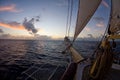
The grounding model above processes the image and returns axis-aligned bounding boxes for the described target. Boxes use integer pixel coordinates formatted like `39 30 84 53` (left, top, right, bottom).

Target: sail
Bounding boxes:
108 0 120 35
73 0 102 41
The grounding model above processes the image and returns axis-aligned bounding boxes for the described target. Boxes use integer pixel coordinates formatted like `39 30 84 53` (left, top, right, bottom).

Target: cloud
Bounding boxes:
0 33 12 39
0 29 4 33
96 21 105 27
102 0 109 8
93 17 105 28
0 33 28 39
85 27 91 32
0 21 25 30
34 34 52 40
56 0 68 7
0 16 40 35
23 17 39 34
0 32 52 40
87 34 93 38
77 34 103 41
93 16 104 22
0 4 22 12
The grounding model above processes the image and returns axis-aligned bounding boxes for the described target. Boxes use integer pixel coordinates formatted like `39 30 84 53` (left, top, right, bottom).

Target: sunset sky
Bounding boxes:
0 0 110 40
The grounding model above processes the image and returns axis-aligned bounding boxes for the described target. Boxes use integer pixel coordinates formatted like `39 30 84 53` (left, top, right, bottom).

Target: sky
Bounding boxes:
0 0 110 40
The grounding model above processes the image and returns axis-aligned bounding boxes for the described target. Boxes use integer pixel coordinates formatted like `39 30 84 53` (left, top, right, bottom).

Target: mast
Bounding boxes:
107 0 112 35
108 0 120 37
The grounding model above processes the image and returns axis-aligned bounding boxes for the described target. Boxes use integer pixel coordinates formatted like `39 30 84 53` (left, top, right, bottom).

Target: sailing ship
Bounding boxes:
17 0 120 80
60 0 120 80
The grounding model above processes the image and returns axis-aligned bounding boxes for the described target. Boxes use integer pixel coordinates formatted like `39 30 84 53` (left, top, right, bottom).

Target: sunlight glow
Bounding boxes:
0 22 25 30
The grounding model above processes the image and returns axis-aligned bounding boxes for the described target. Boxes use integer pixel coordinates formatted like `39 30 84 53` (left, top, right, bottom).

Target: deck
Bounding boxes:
17 63 120 80
17 63 66 80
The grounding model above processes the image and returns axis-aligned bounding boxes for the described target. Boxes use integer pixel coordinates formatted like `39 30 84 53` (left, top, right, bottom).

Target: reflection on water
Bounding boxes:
0 40 69 66
0 40 70 80
1 40 119 80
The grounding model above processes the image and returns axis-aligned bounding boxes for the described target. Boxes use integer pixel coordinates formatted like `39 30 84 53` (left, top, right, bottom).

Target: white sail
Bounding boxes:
109 0 120 34
73 0 102 41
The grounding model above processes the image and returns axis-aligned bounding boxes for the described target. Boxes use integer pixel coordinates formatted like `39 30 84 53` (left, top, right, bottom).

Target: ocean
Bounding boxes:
0 40 119 80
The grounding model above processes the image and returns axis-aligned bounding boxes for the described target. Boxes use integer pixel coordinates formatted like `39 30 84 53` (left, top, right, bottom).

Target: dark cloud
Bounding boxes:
0 21 25 30
0 34 12 39
23 18 38 34
93 17 105 27
87 34 93 38
34 34 52 40
76 34 100 41
93 17 105 22
82 34 103 41
0 29 4 33
35 16 40 22
8 21 21 26
0 16 40 32
0 33 52 40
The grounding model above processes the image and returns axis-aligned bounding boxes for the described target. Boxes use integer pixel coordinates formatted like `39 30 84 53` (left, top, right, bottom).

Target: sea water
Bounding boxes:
0 39 119 80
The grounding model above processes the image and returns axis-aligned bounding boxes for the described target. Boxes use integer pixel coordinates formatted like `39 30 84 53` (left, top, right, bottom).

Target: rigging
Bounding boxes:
65 0 73 37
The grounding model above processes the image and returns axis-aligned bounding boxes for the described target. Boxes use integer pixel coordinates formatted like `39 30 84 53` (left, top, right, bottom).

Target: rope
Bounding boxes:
48 65 59 80
68 0 73 37
91 26 108 58
90 47 113 79
65 0 70 36
65 0 73 38
90 1 113 78
91 0 112 58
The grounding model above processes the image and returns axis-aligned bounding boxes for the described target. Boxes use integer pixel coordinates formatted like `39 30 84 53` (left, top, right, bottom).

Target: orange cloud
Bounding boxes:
96 22 105 27
0 22 25 30
0 4 22 12
85 27 91 31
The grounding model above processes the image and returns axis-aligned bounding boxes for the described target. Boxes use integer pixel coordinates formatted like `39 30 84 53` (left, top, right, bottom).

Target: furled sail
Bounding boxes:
73 0 102 41
108 0 120 35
